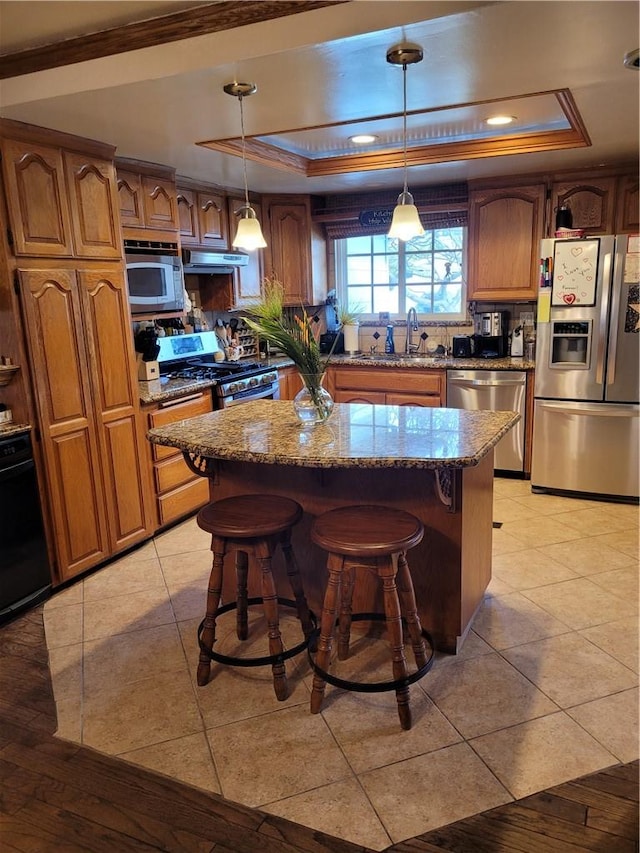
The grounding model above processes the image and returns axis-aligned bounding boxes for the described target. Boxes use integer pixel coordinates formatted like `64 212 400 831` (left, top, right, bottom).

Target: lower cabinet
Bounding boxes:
144 392 212 528
278 366 304 400
330 366 445 406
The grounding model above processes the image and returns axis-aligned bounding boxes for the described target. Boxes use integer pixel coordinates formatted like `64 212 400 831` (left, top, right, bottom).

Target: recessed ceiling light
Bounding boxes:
623 48 640 69
486 115 516 126
350 134 378 144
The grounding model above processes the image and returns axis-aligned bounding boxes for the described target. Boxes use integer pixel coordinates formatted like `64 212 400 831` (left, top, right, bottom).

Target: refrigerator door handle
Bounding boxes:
605 243 624 387
595 248 613 385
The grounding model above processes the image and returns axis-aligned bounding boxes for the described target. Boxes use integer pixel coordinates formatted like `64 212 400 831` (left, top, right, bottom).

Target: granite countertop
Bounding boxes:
147 399 520 470
330 354 535 370
0 422 32 437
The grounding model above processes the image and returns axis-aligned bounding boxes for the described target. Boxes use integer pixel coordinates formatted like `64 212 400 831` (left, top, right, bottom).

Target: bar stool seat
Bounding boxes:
196 494 315 701
309 504 434 730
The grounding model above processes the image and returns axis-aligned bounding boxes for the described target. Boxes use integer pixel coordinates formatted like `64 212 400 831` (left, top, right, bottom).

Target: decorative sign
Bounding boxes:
552 239 599 307
359 209 393 228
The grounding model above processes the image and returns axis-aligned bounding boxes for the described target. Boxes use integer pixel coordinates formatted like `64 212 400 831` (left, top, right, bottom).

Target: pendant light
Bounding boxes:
386 45 424 241
223 81 267 251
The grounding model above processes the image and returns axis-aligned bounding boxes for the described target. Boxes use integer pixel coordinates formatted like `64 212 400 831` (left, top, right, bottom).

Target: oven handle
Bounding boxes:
222 383 279 406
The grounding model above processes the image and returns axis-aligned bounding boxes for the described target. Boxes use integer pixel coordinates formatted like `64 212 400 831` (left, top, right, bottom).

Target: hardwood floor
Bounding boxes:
1 605 638 853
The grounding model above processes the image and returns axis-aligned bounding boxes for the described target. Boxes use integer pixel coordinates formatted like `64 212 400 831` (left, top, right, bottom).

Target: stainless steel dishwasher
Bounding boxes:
446 370 526 473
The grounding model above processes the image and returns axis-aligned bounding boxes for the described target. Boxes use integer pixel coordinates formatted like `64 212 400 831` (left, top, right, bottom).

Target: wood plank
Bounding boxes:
587 804 639 840
514 789 587 824
552 777 639 814
259 813 368 852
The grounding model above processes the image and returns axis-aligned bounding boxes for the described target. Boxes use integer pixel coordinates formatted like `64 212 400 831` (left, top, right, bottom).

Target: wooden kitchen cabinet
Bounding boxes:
177 179 229 249
329 366 445 406
1 124 121 259
228 195 264 306
262 194 327 305
116 160 179 234
17 266 152 581
615 174 639 233
277 366 304 400
550 175 616 236
467 182 546 301
145 392 212 528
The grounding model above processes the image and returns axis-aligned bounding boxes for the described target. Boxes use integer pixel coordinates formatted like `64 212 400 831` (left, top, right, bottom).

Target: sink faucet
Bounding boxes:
405 307 419 354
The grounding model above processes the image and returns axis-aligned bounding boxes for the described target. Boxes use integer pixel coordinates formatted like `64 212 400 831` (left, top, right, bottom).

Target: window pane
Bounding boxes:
405 254 432 282
433 284 463 313
373 255 395 283
346 256 371 284
373 285 398 314
434 254 462 283
434 228 463 250
406 285 433 313
346 235 371 253
348 287 372 313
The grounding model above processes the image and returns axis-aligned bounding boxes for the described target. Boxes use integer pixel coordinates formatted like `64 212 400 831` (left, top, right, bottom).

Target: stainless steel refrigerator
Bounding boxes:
531 234 639 500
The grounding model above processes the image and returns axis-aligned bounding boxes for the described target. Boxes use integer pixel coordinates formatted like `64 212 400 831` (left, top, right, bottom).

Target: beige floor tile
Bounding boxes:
206 704 352 808
120 732 221 794
435 630 494 666
159 548 213 589
591 529 640 558
82 668 202 755
47 642 82 705
502 633 637 707
83 623 188 695
600 503 640 528
83 586 176 641
154 515 212 557
493 498 539 522
82 556 164 602
566 688 639 763
470 711 618 800
54 697 82 743
492 527 528 556
493 478 532 499
472 591 570 650
547 507 636 536
43 602 83 648
587 566 639 602
45 583 83 610
485 575 516 596
537 537 636 575
319 686 461 775
423 653 557 739
522 577 638 630
512 493 600 516
499 517 583 548
359 742 512 843
263 778 392 851
169 583 210 623
492 549 579 590
177 615 311 729
579 617 639 673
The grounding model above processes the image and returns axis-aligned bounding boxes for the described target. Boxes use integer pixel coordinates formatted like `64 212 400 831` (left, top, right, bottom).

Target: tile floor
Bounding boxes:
43 478 639 850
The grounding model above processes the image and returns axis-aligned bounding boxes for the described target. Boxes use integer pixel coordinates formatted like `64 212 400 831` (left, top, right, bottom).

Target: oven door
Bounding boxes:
218 381 280 407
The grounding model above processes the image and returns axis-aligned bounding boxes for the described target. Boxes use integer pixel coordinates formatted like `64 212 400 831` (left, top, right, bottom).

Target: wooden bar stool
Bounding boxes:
196 494 315 701
309 505 434 730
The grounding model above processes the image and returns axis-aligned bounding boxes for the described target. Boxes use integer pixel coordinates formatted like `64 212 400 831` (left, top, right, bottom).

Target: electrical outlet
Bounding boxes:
520 311 534 325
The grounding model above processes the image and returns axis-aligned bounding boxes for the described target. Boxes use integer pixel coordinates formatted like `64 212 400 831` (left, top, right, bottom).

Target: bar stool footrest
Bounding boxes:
198 597 317 668
307 612 434 693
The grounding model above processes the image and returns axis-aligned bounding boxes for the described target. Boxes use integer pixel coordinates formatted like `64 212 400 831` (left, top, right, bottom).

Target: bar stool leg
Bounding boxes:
280 529 315 641
337 563 355 660
198 538 226 687
235 550 249 641
396 552 428 668
310 553 343 714
380 557 412 731
256 540 288 701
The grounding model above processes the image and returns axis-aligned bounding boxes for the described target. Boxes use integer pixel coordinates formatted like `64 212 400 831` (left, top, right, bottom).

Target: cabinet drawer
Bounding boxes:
157 478 209 526
154 454 197 494
149 393 212 460
333 367 443 395
386 392 440 407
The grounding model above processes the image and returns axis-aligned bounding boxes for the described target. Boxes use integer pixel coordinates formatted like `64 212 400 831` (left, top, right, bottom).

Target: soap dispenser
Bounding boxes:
385 324 395 354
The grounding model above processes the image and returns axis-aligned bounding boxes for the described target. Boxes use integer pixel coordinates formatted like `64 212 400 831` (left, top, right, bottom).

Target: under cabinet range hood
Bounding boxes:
182 249 249 274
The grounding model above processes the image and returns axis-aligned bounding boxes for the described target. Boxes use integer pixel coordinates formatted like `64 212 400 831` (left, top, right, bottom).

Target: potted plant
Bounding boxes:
337 304 362 354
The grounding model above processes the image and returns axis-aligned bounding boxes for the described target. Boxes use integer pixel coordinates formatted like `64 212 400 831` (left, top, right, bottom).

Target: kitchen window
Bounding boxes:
335 226 466 320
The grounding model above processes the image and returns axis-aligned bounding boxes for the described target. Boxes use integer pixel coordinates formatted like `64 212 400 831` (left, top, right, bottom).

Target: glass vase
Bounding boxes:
293 374 334 425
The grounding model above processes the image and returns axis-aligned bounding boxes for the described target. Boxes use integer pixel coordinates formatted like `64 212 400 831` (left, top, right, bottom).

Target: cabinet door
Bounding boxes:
615 175 639 233
177 186 199 244
78 267 152 551
386 392 440 407
64 152 121 259
142 175 178 230
2 138 73 257
197 191 228 248
264 199 312 304
18 268 109 579
278 367 304 400
468 184 545 301
229 196 264 306
334 389 386 404
117 169 145 228
551 178 616 235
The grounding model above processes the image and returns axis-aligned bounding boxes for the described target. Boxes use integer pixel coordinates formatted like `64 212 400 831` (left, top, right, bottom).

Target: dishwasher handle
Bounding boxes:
448 378 525 387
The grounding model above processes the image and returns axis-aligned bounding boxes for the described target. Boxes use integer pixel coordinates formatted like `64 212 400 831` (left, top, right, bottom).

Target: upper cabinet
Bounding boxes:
176 179 229 249
550 176 616 236
262 194 327 305
0 122 121 259
116 159 179 236
467 182 546 302
615 174 639 234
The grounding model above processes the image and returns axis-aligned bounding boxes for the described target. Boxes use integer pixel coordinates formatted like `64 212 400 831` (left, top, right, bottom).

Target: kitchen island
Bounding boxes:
148 400 519 653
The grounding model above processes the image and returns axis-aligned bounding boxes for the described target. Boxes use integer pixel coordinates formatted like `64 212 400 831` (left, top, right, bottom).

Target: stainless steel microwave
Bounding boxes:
124 240 184 315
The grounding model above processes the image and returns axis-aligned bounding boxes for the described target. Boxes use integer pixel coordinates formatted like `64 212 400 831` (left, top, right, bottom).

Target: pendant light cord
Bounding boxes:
238 93 250 208
401 61 408 196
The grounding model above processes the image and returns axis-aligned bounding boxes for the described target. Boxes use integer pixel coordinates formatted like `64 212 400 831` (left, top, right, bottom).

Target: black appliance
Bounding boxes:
319 331 344 354
473 311 509 358
159 356 279 406
452 335 473 358
0 432 51 623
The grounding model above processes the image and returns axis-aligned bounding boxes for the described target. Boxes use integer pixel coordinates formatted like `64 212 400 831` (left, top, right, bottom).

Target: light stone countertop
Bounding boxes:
147 399 520 470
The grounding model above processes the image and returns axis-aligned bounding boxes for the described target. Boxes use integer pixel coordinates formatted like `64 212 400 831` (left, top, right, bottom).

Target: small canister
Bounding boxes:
555 204 573 231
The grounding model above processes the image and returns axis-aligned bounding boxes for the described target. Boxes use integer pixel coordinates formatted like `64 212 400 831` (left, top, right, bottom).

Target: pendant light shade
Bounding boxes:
386 45 424 241
223 81 267 252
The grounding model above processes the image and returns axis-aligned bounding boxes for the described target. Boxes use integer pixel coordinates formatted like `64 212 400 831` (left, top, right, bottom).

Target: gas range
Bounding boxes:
160 358 279 404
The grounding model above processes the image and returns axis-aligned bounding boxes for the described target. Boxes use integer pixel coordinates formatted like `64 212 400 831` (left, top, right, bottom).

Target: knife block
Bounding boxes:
137 358 159 381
